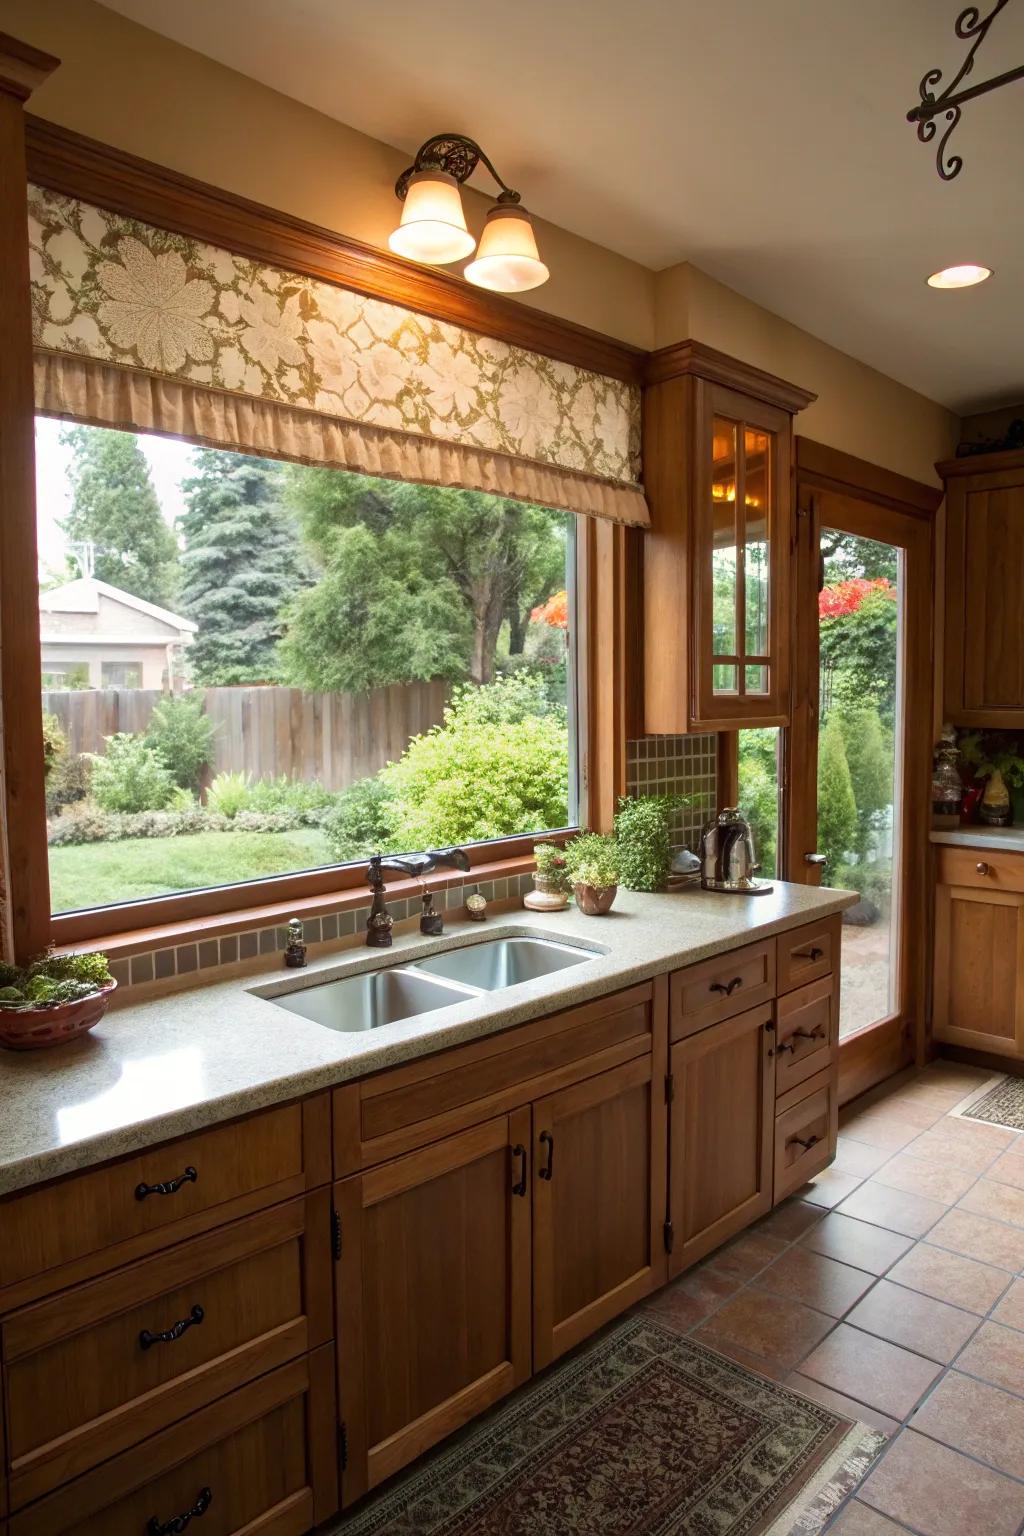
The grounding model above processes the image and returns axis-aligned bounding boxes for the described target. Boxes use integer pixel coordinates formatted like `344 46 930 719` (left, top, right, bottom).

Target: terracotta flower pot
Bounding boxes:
573 882 617 916
0 980 117 1051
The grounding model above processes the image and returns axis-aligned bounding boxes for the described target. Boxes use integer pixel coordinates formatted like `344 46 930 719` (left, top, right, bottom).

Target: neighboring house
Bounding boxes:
39 577 196 690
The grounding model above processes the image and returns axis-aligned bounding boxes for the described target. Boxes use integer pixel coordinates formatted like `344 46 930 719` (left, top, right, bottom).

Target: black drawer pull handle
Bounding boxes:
539 1130 555 1181
147 1486 212 1535
788 1134 820 1151
776 1040 795 1054
794 946 824 962
135 1166 197 1201
140 1303 204 1351
511 1143 527 1197
793 1026 826 1042
710 976 743 997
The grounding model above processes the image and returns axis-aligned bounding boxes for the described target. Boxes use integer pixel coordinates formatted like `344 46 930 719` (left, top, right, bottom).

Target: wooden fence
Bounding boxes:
41 681 450 792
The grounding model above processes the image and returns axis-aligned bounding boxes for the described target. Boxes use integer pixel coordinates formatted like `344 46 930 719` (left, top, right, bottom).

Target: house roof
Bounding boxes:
39 577 197 635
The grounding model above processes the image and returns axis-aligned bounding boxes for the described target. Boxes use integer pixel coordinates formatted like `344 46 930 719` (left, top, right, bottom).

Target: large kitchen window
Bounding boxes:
37 420 579 919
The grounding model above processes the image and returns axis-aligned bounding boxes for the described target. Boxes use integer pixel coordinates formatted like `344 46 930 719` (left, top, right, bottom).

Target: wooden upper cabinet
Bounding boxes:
642 344 814 733
942 449 1024 726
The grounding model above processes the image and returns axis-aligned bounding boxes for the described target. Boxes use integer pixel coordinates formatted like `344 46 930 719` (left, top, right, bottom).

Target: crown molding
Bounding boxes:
644 338 816 414
0 33 59 103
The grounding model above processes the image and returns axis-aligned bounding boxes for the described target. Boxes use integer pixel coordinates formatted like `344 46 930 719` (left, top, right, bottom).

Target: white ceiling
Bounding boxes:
102 0 1024 414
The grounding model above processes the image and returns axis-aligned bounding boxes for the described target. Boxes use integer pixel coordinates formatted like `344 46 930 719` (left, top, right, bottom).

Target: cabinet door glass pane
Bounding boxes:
744 429 770 658
713 662 738 693
712 419 737 671
745 664 768 694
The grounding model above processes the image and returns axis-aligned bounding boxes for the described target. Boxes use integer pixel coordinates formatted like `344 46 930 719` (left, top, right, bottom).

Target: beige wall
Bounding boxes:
654 265 959 486
5 0 958 485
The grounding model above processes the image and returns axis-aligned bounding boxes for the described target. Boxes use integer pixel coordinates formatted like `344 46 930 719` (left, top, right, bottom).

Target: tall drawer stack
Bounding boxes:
773 918 840 1202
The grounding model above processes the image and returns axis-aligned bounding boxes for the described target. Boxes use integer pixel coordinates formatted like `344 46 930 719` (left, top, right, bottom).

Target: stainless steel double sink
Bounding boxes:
262 936 596 1034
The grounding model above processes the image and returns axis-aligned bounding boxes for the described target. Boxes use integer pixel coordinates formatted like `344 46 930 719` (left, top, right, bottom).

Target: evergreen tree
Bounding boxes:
817 714 858 887
61 425 179 605
179 451 311 685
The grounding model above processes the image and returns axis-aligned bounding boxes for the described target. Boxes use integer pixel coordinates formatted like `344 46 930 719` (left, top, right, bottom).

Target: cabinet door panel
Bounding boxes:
963 485 1024 712
532 1052 666 1370
334 1112 530 1502
934 884 1024 1056
669 1004 774 1274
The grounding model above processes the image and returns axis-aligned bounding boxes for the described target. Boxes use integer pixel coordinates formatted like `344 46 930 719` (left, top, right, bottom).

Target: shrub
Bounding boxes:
322 776 397 862
614 795 685 892
144 692 217 791
245 775 334 818
817 715 857 884
207 770 252 818
379 676 569 848
89 733 175 813
48 806 235 845
42 712 67 782
45 750 92 816
565 832 620 888
166 785 198 812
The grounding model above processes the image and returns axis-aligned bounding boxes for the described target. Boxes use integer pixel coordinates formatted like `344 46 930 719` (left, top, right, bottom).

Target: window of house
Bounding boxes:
37 419 580 919
736 727 782 879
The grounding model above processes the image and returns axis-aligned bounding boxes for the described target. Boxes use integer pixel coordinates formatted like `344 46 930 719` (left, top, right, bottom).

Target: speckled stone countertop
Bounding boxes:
0 883 856 1197
930 825 1024 853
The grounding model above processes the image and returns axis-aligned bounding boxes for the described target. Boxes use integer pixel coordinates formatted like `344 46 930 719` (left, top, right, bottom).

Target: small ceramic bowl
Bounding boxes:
0 980 117 1051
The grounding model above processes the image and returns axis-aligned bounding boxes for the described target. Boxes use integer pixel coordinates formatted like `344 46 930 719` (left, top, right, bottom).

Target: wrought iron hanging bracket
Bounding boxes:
395 133 522 204
908 0 1024 180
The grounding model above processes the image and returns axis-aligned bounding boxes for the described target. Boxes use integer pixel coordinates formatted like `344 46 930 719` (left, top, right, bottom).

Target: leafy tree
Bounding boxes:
282 469 568 688
322 776 398 862
179 451 311 685
379 673 569 848
840 704 893 862
61 426 179 604
144 692 217 792
820 589 899 726
817 714 857 887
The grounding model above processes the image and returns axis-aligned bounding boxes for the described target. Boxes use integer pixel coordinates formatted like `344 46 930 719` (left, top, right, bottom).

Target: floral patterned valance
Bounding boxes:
27 185 644 517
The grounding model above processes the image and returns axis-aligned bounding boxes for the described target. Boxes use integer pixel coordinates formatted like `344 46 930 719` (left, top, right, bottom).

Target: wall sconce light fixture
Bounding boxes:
390 134 549 293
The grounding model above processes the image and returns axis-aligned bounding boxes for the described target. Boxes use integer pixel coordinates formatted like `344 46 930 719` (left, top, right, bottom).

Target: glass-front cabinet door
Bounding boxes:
694 384 791 727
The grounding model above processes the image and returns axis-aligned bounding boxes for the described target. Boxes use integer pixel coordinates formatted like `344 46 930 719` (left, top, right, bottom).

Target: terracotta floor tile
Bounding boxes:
798 1324 941 1418
859 1430 1024 1536
833 1137 893 1179
692 1288 833 1370
828 1500 915 1534
986 1149 1024 1192
991 1276 1024 1330
701 1230 787 1283
755 1246 875 1318
844 1278 979 1363
928 1207 1024 1270
840 1112 926 1153
753 1198 824 1242
917 1062 992 1091
925 1116 1017 1153
958 1177 1024 1229
911 1371 1024 1480
861 1097 949 1131
786 1373 900 1438
801 1212 913 1275
885 1243 1010 1314
692 1333 790 1381
642 1283 707 1332
672 1262 742 1312
837 1180 947 1239
802 1165 864 1209
956 1320 1024 1393
906 1127 1007 1175
870 1150 978 1206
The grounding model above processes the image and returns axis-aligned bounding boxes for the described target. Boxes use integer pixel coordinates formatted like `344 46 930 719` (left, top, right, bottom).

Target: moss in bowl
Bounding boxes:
565 832 620 915
0 950 116 1050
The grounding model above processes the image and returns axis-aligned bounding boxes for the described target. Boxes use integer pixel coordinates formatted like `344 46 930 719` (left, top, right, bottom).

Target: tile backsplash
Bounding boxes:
625 734 718 854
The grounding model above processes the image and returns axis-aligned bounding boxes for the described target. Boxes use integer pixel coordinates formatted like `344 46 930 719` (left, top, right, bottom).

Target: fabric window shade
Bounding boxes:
28 186 647 527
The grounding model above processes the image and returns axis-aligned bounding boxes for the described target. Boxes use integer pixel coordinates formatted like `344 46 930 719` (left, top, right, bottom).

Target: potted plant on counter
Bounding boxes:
565 832 621 915
0 950 116 1050
614 794 687 892
524 841 573 911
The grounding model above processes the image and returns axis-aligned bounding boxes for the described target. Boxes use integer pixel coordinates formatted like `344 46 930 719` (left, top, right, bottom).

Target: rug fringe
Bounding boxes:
762 1424 887 1536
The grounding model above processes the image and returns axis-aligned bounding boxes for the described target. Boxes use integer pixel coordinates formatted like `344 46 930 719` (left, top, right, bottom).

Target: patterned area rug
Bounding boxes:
332 1317 881 1536
962 1075 1024 1131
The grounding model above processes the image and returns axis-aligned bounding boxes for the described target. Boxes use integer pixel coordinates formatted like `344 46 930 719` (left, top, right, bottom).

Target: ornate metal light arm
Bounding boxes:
395 134 522 205
907 0 1024 180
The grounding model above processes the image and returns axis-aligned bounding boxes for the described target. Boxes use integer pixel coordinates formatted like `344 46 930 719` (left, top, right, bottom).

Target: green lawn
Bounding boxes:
48 829 334 913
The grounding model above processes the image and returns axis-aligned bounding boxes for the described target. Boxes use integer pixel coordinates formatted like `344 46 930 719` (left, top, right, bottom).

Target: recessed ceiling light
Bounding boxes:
927 264 993 289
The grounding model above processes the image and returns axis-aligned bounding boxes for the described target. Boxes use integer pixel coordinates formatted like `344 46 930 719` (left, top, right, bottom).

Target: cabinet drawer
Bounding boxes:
937 846 1024 894
773 1071 837 1204
345 984 656 1167
670 940 775 1040
774 976 836 1097
10 1350 337 1536
0 1098 329 1302
3 1195 331 1507
777 919 837 995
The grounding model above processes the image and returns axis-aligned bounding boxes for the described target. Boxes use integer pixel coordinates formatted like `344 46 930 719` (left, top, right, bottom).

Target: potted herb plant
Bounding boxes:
614 794 687 892
565 832 621 915
525 841 572 911
0 950 116 1051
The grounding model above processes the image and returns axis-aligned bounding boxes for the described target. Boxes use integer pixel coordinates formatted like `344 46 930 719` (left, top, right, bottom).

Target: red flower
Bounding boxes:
819 577 895 619
530 590 568 629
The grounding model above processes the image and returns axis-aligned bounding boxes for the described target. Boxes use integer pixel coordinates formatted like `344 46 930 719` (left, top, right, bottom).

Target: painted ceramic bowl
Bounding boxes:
0 980 117 1051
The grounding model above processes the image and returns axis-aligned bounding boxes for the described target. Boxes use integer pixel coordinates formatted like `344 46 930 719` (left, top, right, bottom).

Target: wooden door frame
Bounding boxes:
789 439 939 1102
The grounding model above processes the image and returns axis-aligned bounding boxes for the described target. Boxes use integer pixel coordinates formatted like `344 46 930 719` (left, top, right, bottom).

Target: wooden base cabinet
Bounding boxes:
333 1112 532 1504
667 1003 775 1274
934 878 1024 1058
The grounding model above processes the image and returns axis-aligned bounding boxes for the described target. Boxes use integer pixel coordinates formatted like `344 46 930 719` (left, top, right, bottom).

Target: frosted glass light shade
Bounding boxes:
464 203 549 292
388 170 476 264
